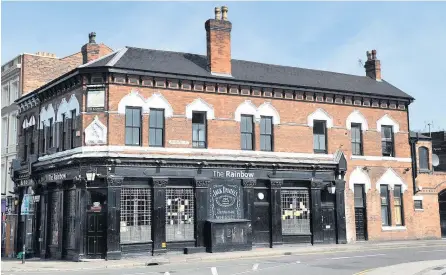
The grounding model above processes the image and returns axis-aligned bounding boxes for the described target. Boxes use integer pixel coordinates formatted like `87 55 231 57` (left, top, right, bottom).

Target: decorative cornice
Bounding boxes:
107 176 124 187
152 177 168 188
311 178 323 189
269 179 283 188
195 178 211 188
242 179 256 188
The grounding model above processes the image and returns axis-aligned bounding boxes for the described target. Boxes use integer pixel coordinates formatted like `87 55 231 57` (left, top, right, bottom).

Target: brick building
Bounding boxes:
3 34 112 257
11 7 445 261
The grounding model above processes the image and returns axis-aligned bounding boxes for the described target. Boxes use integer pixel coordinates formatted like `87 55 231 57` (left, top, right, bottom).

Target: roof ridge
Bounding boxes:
106 47 128 67
78 49 120 68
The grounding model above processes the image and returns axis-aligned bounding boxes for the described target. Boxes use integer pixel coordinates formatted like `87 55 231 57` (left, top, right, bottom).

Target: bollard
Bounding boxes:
22 244 26 264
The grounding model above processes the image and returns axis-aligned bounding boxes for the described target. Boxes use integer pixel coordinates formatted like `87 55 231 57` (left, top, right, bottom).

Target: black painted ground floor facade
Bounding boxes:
12 157 347 261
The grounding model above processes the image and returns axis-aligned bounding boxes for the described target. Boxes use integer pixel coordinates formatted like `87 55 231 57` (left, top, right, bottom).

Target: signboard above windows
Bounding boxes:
87 89 105 112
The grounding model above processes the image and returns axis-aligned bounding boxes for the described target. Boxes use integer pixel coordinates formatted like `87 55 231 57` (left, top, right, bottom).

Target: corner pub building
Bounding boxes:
12 7 438 261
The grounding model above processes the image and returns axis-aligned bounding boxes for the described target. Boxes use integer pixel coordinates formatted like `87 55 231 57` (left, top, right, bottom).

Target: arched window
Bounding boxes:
418 146 429 170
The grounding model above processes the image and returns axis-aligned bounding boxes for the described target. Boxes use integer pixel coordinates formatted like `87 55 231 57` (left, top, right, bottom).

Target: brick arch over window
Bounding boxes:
234 100 257 122
118 89 146 114
256 102 280 124
307 108 333 128
376 168 408 193
346 110 368 131
144 92 173 118
39 104 55 129
377 114 400 133
348 167 372 193
185 98 215 120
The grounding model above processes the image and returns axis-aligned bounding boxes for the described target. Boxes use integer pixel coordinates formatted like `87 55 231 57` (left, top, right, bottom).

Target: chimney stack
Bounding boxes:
364 49 381 81
205 6 232 76
81 32 101 64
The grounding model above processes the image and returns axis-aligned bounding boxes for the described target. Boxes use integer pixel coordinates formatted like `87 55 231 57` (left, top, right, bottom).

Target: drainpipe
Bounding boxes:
406 104 417 194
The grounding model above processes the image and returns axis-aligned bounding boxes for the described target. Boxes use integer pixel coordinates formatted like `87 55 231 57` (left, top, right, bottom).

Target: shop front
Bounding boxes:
12 154 347 261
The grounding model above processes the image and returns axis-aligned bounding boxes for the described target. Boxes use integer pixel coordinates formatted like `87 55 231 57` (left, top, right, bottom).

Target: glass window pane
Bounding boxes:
260 118 265 134
246 116 253 132
314 121 325 134
198 129 205 141
381 207 389 225
133 109 141 127
156 129 163 146
156 110 164 128
149 110 157 127
265 117 272 134
125 109 133 126
192 112 205 124
149 129 156 145
264 136 271 151
192 128 198 141
133 128 140 145
125 128 133 144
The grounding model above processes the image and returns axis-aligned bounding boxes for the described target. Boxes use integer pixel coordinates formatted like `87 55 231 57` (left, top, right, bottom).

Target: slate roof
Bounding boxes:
85 46 413 100
410 131 431 140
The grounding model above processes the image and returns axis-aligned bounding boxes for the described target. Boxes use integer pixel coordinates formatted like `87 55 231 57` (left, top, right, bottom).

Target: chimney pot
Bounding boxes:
215 7 221 20
366 51 372 61
221 6 228 20
364 49 381 81
89 32 97 44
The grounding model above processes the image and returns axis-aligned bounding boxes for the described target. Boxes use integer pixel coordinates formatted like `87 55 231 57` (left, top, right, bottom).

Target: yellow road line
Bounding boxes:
353 268 375 275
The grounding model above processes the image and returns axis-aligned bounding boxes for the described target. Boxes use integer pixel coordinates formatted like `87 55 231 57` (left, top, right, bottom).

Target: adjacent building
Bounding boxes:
2 37 112 257
10 7 446 261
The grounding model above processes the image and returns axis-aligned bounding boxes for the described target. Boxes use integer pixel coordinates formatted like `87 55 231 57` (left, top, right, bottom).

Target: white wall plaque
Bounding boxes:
168 140 189 145
85 116 107 145
87 90 105 109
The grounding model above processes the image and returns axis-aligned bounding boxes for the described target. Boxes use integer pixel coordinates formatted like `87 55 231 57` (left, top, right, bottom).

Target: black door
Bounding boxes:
440 190 446 238
321 206 336 243
86 212 106 258
252 189 270 246
354 184 368 241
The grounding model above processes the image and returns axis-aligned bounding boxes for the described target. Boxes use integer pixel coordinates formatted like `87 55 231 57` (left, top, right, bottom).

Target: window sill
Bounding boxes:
382 226 406 231
415 209 424 212
418 169 431 174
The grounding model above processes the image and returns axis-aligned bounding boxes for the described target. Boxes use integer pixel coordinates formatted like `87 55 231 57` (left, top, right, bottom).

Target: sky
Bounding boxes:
1 1 445 132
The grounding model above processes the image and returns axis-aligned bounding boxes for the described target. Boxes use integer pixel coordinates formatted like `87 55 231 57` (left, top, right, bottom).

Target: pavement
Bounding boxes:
1 239 446 274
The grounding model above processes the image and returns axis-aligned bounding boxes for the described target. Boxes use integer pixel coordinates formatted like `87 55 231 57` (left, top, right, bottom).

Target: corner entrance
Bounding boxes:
440 190 446 238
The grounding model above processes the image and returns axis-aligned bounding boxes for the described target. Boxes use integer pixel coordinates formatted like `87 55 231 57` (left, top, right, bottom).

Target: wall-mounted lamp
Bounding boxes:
403 167 411 174
85 168 96 182
362 166 370 172
327 182 336 194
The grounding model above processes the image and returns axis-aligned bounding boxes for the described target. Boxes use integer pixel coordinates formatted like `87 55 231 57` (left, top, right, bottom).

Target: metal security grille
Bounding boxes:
281 189 311 235
165 188 194 241
66 189 76 249
120 188 151 244
50 192 59 245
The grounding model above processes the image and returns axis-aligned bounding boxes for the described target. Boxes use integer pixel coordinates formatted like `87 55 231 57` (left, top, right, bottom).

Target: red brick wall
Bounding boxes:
22 54 82 94
79 83 441 243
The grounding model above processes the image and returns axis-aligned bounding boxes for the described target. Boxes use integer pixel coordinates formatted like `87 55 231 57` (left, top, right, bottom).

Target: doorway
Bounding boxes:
86 190 107 259
354 184 368 241
321 190 336 244
252 189 271 246
439 190 446 238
